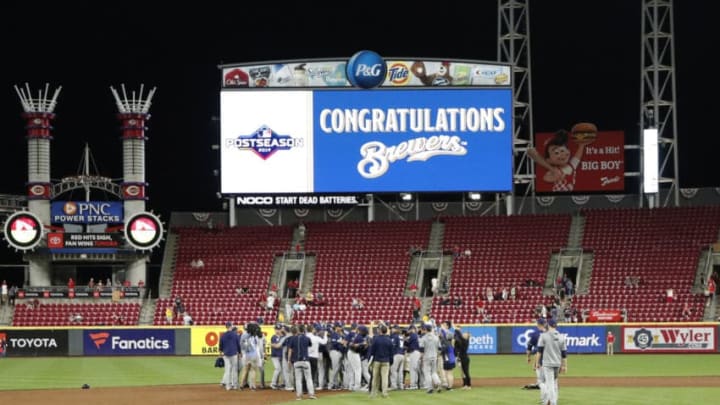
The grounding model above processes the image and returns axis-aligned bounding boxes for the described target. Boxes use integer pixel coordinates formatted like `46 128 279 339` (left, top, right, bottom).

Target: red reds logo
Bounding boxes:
125 185 141 197
29 185 46 196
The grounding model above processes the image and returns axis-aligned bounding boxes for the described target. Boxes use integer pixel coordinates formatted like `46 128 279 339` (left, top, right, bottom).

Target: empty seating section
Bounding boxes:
153 226 292 326
294 221 432 325
574 206 720 322
439 215 571 324
12 302 140 326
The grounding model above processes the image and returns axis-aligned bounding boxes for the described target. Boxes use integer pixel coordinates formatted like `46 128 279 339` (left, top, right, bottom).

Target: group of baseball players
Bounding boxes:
218 320 267 391
219 318 471 399
525 318 568 405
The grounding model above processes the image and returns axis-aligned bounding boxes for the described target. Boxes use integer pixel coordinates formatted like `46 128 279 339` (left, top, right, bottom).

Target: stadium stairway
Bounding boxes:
0 304 12 325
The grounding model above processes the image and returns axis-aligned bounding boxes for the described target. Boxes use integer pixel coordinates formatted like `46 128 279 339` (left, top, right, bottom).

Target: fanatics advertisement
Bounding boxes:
512 325 606 354
622 325 717 353
0 329 69 357
222 59 511 88
83 329 175 356
221 89 512 194
531 129 625 193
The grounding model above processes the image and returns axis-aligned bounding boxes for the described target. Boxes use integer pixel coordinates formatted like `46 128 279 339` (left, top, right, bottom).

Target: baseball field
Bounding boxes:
0 354 718 404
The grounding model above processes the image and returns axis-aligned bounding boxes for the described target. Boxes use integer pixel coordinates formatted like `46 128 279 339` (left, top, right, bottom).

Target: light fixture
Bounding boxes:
468 192 481 201
400 193 413 201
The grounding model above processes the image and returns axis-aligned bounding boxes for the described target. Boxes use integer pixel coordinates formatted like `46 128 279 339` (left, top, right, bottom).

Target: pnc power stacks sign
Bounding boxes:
48 201 124 253
220 52 513 197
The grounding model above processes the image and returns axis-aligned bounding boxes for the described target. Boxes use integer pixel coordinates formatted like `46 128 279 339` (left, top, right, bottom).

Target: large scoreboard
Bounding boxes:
219 53 513 201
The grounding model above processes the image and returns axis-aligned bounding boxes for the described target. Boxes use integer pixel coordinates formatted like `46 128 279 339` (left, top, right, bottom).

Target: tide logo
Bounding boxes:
387 63 410 85
89 332 110 349
346 50 387 89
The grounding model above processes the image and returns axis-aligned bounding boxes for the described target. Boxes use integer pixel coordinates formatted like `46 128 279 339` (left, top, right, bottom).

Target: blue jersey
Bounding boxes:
526 328 542 354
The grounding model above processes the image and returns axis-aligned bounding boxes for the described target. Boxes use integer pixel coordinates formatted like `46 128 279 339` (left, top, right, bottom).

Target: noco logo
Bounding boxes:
346 50 387 89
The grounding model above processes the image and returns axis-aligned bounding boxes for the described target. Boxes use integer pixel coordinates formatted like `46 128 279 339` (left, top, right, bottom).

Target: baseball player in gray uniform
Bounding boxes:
418 324 442 393
536 318 567 405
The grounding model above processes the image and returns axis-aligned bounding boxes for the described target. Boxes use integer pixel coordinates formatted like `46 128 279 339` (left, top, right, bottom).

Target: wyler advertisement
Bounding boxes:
530 123 624 193
622 326 716 353
84 329 175 356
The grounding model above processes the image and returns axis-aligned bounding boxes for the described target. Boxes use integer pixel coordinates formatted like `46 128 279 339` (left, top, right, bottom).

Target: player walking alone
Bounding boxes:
525 318 547 390
536 319 567 405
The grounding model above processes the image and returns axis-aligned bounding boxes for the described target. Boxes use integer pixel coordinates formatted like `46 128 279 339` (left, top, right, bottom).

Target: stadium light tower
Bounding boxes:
498 0 535 214
111 84 156 283
14 83 61 285
640 0 679 207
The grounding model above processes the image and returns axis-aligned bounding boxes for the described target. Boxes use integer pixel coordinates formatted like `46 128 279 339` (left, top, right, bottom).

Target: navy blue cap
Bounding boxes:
225 321 233 328
423 324 433 331
351 322 358 329
358 325 368 333
537 318 547 326
334 322 344 328
548 318 557 327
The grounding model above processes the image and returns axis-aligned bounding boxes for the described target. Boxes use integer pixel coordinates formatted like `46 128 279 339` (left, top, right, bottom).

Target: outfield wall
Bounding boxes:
1 323 718 357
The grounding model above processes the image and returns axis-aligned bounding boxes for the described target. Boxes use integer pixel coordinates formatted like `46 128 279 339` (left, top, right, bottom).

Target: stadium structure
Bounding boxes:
0 0 718 348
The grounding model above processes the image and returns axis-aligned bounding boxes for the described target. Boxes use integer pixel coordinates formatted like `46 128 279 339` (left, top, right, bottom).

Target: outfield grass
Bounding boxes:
0 354 719 404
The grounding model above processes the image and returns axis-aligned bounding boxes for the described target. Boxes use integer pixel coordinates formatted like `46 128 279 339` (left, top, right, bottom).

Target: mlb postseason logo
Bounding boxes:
229 125 303 160
346 50 387 89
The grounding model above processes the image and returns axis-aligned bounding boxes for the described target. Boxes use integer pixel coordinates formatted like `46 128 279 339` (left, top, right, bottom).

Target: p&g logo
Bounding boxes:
346 50 387 89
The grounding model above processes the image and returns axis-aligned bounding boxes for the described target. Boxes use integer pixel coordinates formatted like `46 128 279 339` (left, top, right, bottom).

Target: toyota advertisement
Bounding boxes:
221 88 512 194
0 330 68 357
512 325 606 354
83 329 175 356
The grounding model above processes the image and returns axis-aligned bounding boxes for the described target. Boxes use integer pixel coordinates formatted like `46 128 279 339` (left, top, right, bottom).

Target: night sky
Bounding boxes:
1 0 718 222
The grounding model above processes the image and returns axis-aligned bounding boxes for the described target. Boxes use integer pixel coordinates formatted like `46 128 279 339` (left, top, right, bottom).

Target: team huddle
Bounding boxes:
218 319 471 400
